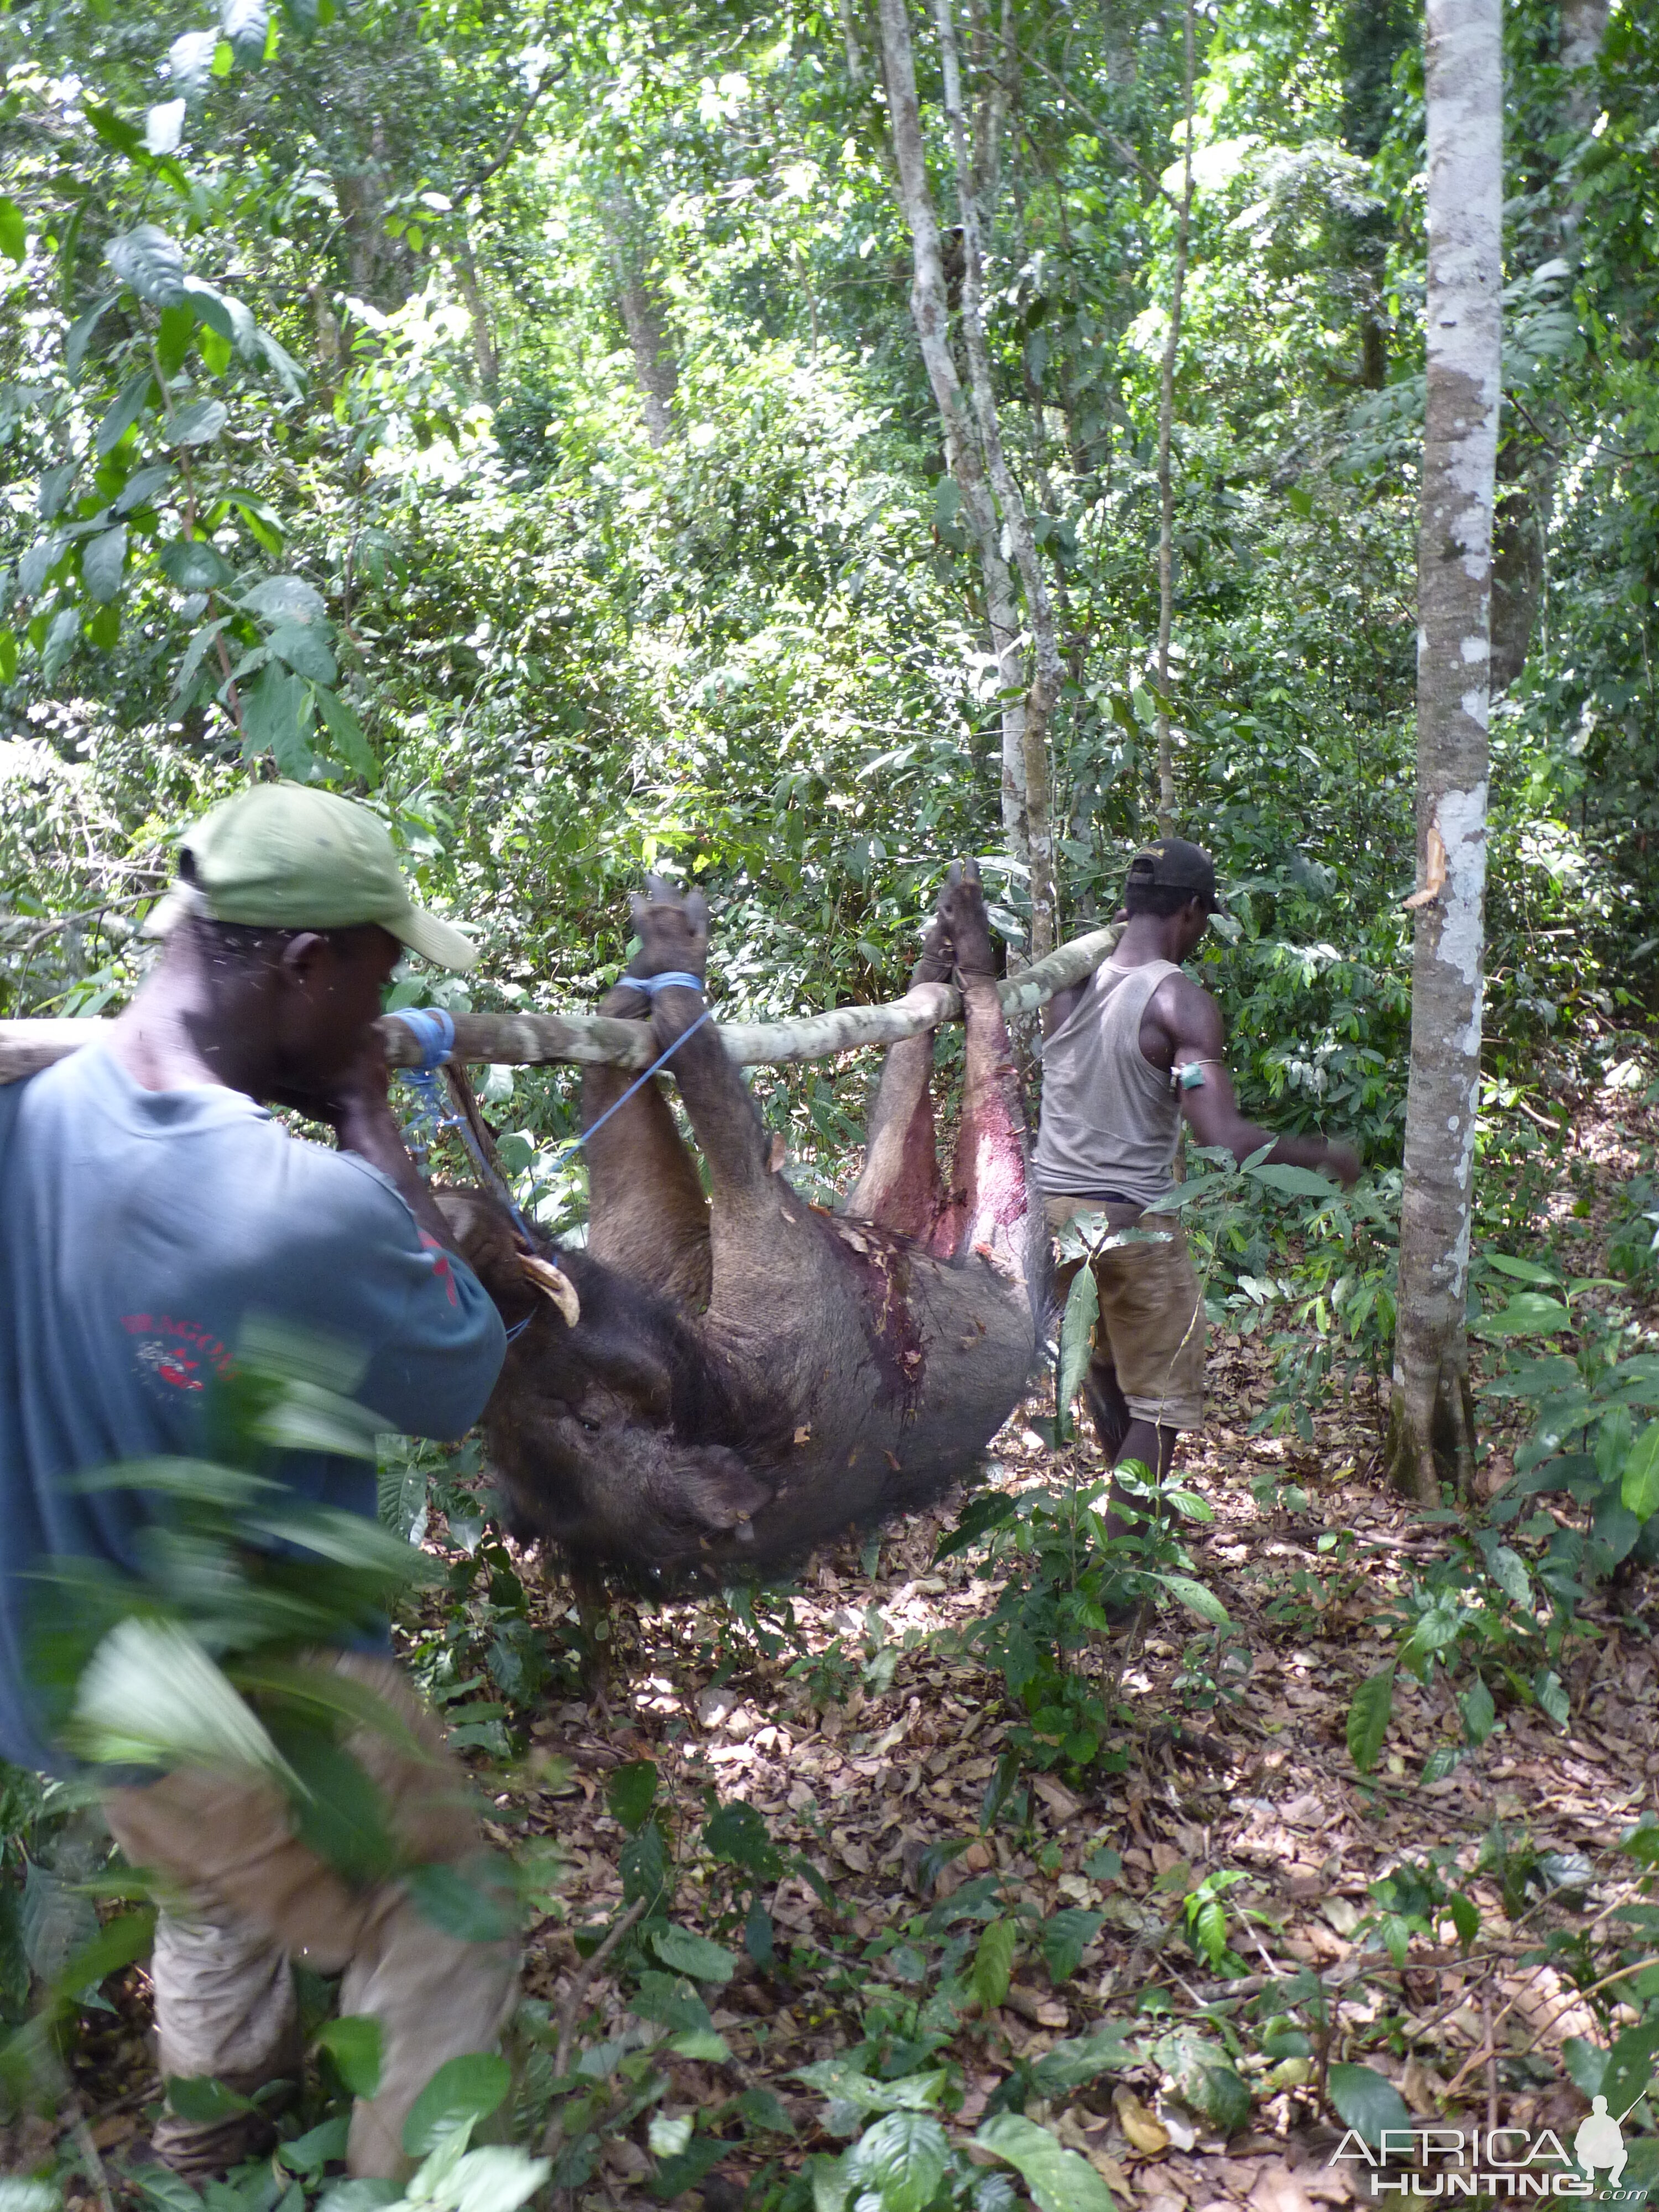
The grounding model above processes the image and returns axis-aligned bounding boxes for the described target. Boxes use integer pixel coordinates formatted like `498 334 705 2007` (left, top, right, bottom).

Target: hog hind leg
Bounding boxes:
839 910 954 1241
582 974 712 1313
933 865 1042 1311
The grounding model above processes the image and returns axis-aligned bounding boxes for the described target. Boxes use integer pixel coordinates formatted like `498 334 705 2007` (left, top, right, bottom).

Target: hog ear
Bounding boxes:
682 1454 773 1533
429 1188 522 1302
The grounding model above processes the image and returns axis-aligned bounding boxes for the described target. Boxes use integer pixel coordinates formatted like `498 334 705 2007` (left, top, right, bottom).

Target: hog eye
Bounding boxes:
575 1413 602 1434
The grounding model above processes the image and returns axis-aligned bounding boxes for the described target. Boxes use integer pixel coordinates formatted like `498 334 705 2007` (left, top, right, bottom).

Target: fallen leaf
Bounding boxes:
1113 2086 1169 2156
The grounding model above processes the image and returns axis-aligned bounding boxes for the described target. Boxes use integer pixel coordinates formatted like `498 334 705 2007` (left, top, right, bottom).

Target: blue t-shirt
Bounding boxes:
0 1043 506 1774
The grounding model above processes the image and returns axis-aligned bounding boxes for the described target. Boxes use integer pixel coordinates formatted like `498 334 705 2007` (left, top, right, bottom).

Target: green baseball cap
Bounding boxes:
149 781 477 971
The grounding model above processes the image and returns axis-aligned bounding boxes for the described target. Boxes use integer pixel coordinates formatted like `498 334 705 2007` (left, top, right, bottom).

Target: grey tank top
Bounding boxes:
1033 959 1182 1206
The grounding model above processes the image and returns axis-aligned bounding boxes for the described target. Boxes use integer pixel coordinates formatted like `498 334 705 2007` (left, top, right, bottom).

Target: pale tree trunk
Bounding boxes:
602 186 679 448
932 0 1060 957
1154 0 1196 838
1387 0 1503 1507
450 232 500 400
875 0 1029 870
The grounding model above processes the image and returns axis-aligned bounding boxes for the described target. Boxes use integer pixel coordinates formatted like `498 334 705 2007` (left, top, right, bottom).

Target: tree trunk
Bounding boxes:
602 187 679 448
1387 0 1502 1508
1154 0 1196 838
931 0 1060 957
450 231 500 400
876 0 1031 866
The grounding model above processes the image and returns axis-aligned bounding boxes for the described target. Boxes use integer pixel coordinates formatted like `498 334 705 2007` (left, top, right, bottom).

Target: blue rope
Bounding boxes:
387 995 715 1285
618 971 705 995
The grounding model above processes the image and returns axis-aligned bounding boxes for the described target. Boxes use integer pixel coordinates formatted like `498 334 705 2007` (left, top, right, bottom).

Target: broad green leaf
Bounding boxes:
1347 1666 1394 1773
70 1617 295 1782
1471 1295 1573 1338
1534 1668 1569 1728
1459 1676 1496 1745
107 223 187 309
651 1924 735 1983
36 464 75 520
843 2112 950 2212
607 1759 658 1832
96 368 156 457
1244 1161 1341 1199
181 278 256 358
159 536 233 592
1600 2021 1659 2122
242 573 326 625
218 486 284 549
41 607 81 684
258 326 306 394
649 2115 695 2159
400 2051 511 2157
972 1914 1016 2011
0 2186 59 2212
64 293 119 380
19 535 67 598
168 398 228 447
165 2074 253 2124
81 524 127 604
1482 1543 1530 1605
0 197 24 263
241 662 315 778
1031 2026 1139 2094
703 1798 782 1879
1326 2063 1411 2148
267 620 336 685
0 630 16 684
1485 1253 1561 1286
316 2013 383 2099
113 464 173 517
795 2062 947 2113
172 618 228 702
977 2114 1117 2212
86 104 146 159
21 1863 97 1983
1040 1908 1104 1985
314 687 376 780
222 0 271 67
1625 1422 1659 1521
1056 1264 1098 1436
1156 1573 1232 1627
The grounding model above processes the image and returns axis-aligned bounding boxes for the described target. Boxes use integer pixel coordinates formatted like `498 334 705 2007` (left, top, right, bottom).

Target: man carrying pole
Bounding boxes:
1036 838 1360 1515
0 782 511 2178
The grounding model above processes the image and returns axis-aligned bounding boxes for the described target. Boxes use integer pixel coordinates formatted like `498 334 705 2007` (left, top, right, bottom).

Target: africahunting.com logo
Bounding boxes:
1332 2090 1654 2199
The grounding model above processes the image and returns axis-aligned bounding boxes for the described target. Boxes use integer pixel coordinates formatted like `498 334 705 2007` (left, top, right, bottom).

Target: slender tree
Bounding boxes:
1153 0 1196 837
1389 0 1503 1505
874 0 1039 910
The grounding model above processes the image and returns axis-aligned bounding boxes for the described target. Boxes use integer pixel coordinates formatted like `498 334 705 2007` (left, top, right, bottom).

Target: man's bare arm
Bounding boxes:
1151 975 1360 1187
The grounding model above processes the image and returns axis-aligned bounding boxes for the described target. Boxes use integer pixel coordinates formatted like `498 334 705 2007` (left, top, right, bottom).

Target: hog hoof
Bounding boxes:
629 873 711 986
937 859 998 982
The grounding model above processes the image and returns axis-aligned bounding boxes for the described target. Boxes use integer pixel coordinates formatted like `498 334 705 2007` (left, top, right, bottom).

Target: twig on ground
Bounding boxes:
550 1896 648 2091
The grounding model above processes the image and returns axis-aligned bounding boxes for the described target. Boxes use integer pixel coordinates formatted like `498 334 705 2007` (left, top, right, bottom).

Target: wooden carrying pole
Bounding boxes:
0 922 1123 1088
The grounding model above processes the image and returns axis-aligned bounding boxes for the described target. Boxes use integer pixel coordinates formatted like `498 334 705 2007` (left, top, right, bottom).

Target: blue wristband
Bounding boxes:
618 972 705 995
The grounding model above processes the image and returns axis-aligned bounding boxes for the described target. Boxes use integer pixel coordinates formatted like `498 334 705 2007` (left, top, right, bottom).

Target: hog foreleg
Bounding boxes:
932 871 1042 1308
840 914 953 1241
581 978 712 1312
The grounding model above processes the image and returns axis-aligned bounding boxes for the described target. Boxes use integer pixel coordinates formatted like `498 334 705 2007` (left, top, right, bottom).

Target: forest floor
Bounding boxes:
30 1094 1659 2212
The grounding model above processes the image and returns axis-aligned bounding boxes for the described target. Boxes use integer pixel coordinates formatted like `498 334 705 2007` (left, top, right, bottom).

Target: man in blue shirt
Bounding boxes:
0 782 509 2178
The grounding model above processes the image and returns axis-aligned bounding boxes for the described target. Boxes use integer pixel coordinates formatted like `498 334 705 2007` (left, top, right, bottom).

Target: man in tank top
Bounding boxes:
1035 838 1360 1524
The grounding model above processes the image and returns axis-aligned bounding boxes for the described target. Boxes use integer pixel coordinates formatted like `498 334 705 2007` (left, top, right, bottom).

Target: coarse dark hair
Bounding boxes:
1123 877 1203 919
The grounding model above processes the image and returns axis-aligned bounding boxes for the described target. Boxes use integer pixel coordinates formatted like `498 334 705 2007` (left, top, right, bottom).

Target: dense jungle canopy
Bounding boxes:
3 0 1655 1156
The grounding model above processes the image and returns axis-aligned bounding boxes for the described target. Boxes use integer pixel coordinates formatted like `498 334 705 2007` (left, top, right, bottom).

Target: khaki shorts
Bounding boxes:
1046 1194 1206 1433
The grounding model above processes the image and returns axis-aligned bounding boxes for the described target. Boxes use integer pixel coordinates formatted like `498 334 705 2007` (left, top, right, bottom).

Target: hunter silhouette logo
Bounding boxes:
1575 2095 1642 2191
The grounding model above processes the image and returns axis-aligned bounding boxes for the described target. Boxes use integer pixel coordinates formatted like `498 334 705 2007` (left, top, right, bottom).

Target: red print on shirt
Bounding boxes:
419 1232 460 1307
122 1313 233 1399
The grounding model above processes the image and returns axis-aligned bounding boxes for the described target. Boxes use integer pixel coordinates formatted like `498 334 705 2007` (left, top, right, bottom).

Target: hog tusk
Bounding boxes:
517 1252 581 1327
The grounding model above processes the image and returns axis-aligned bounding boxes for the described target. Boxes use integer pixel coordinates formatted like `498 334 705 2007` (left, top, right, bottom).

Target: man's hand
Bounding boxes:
1324 1140 1363 1190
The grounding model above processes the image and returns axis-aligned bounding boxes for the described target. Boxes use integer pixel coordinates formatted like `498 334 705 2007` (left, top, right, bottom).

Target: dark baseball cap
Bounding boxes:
1125 837 1225 912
